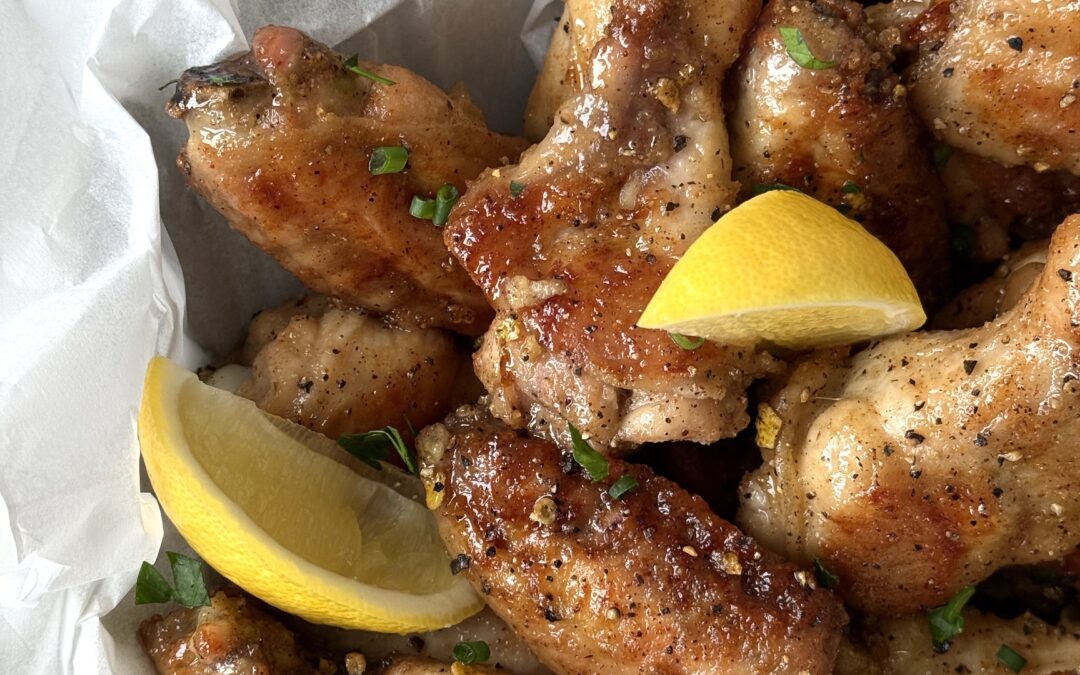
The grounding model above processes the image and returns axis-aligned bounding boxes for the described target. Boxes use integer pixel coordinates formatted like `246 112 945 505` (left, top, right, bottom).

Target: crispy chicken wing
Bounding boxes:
233 296 473 439
739 215 1080 614
139 590 321 675
446 0 778 451
727 0 950 300
417 407 846 675
872 0 1080 175
835 609 1080 674
168 26 528 334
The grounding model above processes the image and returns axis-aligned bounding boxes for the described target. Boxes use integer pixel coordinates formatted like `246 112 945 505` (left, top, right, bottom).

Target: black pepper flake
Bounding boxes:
645 253 657 264
963 359 977 375
298 379 314 393
584 324 598 333
485 546 496 557
905 430 925 444
433 481 445 492
665 646 674 654
883 443 894 457
664 201 679 212
910 468 923 479
711 604 724 614
480 581 492 594
660 607 671 615
992 487 1004 497
672 134 688 152
974 433 988 447
710 207 721 221
1059 268 1074 282
914 401 926 411
942 67 954 78
450 554 471 575
544 607 560 622
409 636 425 652
1006 36 1023 51
553 559 562 568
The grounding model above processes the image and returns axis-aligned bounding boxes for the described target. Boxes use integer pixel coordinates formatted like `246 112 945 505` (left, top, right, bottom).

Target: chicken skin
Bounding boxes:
234 296 473 439
417 407 846 674
835 609 1080 674
872 0 1079 175
167 26 527 334
740 214 1080 615
727 0 950 301
445 0 778 450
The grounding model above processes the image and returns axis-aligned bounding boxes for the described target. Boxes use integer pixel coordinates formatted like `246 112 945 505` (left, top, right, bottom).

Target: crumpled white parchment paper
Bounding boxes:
0 0 556 671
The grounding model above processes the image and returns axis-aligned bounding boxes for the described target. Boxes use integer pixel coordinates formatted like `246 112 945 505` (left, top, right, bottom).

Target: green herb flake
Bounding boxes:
410 196 436 220
933 143 953 170
510 180 526 198
206 74 246 87
369 146 409 175
669 333 706 350
338 426 418 475
432 183 460 227
568 424 609 481
608 474 639 499
996 644 1027 673
751 183 803 196
134 562 174 605
927 585 975 649
812 559 839 589
157 78 180 92
343 55 396 86
166 552 212 608
453 640 491 665
841 180 862 194
778 27 836 70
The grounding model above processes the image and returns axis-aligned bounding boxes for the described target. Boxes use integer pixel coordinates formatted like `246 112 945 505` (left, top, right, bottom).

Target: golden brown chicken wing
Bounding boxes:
740 214 1080 615
445 0 778 451
727 0 951 301
418 407 846 675
168 26 528 334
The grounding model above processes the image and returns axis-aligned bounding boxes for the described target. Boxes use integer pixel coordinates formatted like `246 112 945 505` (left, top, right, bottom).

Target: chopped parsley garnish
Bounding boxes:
778 27 836 69
432 183 460 227
752 182 803 196
135 552 211 608
927 585 975 650
410 195 436 220
338 426 418 475
343 55 396 85
205 73 248 87
996 644 1027 672
933 143 953 170
369 146 409 175
841 180 862 194
669 333 705 350
813 559 839 589
453 640 491 665
510 180 526 198
608 474 639 499
157 78 179 91
568 424 609 480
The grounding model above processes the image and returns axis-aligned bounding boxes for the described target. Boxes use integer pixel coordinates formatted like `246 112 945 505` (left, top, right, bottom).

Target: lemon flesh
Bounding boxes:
638 190 926 348
138 356 482 632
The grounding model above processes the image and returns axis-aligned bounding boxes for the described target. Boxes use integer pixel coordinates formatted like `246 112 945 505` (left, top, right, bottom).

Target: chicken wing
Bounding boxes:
739 214 1080 614
167 26 528 334
871 0 1079 175
727 0 951 301
835 609 1080 674
445 0 778 450
233 296 474 439
417 407 846 674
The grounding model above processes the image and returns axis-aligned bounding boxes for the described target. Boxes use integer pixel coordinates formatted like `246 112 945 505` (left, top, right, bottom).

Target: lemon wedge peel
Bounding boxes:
138 356 482 633
638 190 926 348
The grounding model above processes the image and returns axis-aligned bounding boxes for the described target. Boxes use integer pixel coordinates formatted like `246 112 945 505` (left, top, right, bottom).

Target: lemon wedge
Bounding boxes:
138 356 482 632
638 190 926 348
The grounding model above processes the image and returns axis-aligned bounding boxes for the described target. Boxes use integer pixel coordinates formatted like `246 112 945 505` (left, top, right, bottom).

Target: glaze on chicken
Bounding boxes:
418 407 846 674
740 215 1080 614
446 0 778 450
167 26 527 334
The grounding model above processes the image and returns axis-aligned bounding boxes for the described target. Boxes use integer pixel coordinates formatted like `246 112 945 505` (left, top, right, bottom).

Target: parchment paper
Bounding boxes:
0 1 557 671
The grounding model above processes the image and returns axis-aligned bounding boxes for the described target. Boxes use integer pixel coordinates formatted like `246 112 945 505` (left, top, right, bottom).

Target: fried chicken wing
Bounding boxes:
168 26 528 334
835 610 1080 674
446 0 778 450
873 0 1080 175
417 407 846 675
234 296 473 439
739 214 1080 614
727 0 950 300
139 590 320 675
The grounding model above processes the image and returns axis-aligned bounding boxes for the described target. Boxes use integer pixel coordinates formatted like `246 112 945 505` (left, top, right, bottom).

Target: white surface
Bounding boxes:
0 0 555 671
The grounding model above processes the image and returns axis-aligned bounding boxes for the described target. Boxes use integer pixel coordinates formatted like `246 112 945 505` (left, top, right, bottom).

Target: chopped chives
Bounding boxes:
568 424 609 480
369 146 409 175
669 333 705 350
432 183 460 227
343 55 396 85
510 180 526 197
812 559 839 589
927 585 975 649
410 196 436 220
453 640 491 664
608 474 639 499
996 644 1026 672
